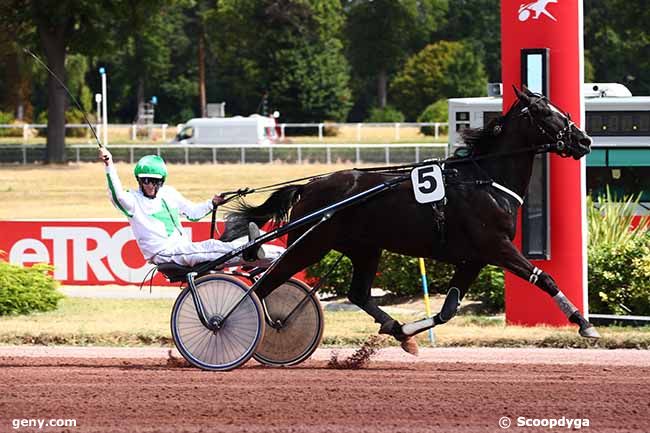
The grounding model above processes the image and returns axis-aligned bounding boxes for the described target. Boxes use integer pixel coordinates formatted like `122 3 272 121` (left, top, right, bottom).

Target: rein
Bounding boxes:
221 95 574 202
222 142 557 202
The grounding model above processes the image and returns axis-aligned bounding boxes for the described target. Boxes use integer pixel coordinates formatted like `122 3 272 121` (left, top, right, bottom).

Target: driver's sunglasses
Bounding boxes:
140 177 163 186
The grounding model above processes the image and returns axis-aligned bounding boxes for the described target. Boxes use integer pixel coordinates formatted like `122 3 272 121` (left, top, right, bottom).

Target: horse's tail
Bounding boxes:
221 184 304 241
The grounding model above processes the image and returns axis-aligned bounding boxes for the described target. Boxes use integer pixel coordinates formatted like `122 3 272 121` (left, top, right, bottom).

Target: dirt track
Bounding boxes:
0 347 648 433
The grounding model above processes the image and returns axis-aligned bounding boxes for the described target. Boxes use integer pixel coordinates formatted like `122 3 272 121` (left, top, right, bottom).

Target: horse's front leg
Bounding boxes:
400 262 484 337
493 240 600 338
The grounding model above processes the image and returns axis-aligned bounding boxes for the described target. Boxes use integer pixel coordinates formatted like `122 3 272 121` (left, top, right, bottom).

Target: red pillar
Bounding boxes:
501 0 588 325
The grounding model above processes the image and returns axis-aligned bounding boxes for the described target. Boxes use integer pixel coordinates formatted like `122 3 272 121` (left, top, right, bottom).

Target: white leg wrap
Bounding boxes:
402 318 435 336
529 267 543 284
553 291 578 318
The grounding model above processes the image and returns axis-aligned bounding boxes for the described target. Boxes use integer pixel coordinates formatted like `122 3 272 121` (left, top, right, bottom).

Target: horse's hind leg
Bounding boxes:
345 249 419 355
346 250 390 324
254 234 331 300
493 240 600 338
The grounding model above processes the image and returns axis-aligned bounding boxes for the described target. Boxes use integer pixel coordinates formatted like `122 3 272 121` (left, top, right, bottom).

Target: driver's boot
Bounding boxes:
243 222 266 262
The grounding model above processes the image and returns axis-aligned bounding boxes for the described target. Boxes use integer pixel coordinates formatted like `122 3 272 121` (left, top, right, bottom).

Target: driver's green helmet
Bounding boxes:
134 155 168 181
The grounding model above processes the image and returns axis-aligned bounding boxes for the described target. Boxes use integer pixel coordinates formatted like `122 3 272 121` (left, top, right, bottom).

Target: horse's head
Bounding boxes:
514 86 592 160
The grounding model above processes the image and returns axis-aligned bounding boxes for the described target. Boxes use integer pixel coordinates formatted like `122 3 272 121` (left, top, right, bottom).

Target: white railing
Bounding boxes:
277 122 448 141
0 123 171 142
0 143 450 165
0 122 448 143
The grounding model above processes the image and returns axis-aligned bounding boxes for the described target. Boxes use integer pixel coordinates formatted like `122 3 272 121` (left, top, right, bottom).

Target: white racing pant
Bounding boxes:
152 236 285 268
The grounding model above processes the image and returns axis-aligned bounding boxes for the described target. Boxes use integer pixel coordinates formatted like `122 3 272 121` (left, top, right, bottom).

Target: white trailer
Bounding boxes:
174 114 278 145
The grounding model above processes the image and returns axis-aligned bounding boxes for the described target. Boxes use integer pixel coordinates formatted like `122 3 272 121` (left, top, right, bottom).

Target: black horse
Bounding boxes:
223 87 599 354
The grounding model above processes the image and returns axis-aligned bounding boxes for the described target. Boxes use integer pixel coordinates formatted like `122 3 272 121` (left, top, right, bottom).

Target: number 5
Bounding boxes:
418 166 437 193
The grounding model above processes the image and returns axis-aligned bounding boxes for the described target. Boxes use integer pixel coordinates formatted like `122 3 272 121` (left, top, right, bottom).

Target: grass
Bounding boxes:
0 162 360 219
1 296 649 349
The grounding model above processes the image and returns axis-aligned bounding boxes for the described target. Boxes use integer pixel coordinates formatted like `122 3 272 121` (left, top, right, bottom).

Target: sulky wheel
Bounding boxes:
171 274 265 371
253 278 324 367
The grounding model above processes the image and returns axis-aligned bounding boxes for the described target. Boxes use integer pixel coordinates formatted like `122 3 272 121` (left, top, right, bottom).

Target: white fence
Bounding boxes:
0 123 172 141
278 122 448 141
1 143 450 165
0 121 448 143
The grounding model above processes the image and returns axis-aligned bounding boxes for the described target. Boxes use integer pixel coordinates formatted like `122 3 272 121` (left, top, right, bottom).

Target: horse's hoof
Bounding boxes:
579 325 601 339
400 337 419 356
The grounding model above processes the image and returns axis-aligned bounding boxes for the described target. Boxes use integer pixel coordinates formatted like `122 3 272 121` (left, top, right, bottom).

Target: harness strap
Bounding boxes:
491 182 524 206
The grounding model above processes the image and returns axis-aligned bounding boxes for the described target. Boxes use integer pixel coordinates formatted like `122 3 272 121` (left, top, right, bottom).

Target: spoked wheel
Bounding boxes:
171 274 265 371
253 278 324 367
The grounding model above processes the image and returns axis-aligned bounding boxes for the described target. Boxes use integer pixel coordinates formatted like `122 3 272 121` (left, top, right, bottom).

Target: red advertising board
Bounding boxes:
501 0 587 325
0 220 288 286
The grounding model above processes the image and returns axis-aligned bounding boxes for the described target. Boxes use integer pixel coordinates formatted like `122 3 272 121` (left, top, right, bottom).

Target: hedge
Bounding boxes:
307 251 504 312
307 190 650 316
0 258 63 316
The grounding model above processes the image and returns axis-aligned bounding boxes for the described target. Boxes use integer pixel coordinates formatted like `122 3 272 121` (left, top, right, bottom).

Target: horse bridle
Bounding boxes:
521 95 576 157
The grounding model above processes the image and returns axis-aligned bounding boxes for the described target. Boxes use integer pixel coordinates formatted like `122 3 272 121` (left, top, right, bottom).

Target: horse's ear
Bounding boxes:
513 85 530 105
522 84 535 96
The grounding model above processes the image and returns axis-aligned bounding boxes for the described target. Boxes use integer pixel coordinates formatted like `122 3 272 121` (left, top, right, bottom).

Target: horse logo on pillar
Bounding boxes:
518 0 558 22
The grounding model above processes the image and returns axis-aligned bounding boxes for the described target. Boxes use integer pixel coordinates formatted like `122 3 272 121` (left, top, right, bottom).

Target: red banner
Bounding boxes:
0 220 288 286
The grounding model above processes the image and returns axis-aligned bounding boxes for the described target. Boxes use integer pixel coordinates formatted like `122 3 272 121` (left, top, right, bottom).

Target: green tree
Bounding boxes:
417 99 447 135
441 0 500 83
208 0 352 122
0 35 35 122
345 0 448 110
585 0 650 95
390 40 487 120
0 0 121 163
99 1 189 123
65 54 92 113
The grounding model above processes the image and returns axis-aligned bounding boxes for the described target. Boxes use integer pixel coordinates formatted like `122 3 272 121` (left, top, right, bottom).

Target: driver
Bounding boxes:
99 148 283 267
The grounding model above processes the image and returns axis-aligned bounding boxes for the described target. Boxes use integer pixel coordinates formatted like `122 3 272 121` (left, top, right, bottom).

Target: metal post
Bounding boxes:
356 146 360 164
131 124 136 141
297 146 302 164
95 94 102 142
22 146 26 164
395 123 400 140
269 146 273 163
415 146 420 163
129 147 134 164
435 123 440 140
156 147 161 156
318 123 324 141
76 147 80 163
185 146 189 164
385 146 390 164
326 146 331 164
418 258 436 346
162 124 168 141
356 123 362 141
22 124 28 142
280 124 286 140
241 147 245 164
212 147 217 164
100 68 108 146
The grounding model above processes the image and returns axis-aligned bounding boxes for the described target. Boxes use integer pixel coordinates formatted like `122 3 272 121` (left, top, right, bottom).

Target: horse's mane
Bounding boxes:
459 126 492 149
458 97 523 155
459 117 501 155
